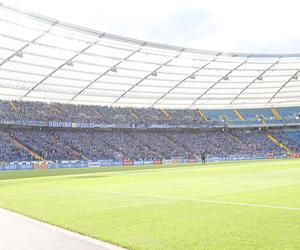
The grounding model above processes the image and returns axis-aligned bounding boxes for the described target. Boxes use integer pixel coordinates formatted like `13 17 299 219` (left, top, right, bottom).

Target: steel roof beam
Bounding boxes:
188 57 250 108
267 70 300 103
70 42 148 101
2 58 299 81
229 58 281 104
21 36 103 99
151 57 219 107
2 3 300 59
111 48 185 106
0 22 56 68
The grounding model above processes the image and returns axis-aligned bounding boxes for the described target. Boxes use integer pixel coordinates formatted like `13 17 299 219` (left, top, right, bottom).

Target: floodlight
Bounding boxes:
16 51 23 58
292 75 298 80
66 61 73 67
111 67 117 73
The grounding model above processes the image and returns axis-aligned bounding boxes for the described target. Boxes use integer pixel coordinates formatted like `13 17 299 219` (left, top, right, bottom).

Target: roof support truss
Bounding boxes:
0 4 300 108
230 58 281 105
70 42 148 101
151 55 219 107
111 48 185 105
267 70 300 103
21 35 103 99
188 57 250 108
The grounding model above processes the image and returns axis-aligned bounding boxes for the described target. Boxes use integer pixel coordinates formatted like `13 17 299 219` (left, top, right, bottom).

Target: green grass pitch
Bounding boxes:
1 159 300 249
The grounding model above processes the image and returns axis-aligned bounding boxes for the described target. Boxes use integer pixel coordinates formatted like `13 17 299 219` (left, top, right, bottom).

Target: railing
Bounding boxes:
0 118 299 130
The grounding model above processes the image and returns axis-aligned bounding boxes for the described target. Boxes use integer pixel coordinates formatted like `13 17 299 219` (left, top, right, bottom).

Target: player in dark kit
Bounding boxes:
201 152 206 164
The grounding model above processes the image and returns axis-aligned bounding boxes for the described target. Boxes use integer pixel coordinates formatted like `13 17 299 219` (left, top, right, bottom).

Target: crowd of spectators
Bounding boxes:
0 100 206 126
283 130 300 148
0 130 33 162
272 131 300 152
231 130 284 155
0 100 219 126
9 129 82 161
0 100 299 126
1 128 297 162
0 100 299 163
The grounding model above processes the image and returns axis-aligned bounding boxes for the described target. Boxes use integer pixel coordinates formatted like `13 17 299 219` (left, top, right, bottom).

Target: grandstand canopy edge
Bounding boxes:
0 3 300 109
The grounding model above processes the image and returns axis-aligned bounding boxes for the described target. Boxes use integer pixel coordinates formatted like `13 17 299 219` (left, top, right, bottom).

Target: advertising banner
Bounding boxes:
0 153 289 172
0 164 34 171
133 160 144 165
111 161 122 166
34 162 48 170
143 160 153 165
162 159 172 164
123 160 133 166
172 158 183 164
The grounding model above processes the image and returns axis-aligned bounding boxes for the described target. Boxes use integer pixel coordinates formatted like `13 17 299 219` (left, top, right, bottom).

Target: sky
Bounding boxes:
3 0 300 54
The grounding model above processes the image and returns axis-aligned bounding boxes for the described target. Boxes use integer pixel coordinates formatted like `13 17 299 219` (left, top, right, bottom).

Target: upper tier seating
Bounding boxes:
0 100 299 127
278 107 300 123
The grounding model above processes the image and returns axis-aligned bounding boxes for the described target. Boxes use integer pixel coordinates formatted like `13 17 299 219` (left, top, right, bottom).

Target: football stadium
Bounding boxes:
0 2 300 250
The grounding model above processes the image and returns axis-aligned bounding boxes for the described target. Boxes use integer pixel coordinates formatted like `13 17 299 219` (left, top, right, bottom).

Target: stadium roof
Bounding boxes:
0 3 300 109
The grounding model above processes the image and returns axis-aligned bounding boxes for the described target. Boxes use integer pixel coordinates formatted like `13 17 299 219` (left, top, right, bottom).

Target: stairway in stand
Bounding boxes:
160 109 172 120
234 110 245 121
267 133 291 153
271 108 282 120
9 136 45 161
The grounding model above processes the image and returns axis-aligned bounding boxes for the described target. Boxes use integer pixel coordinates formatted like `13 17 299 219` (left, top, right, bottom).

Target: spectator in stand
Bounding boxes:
0 128 293 163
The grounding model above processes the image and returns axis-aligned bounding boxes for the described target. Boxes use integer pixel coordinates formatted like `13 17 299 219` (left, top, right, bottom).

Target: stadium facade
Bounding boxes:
0 3 299 170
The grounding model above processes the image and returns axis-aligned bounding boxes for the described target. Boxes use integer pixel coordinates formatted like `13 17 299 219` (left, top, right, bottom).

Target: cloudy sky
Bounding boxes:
4 0 300 54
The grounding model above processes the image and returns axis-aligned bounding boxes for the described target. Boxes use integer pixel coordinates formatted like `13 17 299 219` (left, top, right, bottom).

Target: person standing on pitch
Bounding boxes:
201 151 206 164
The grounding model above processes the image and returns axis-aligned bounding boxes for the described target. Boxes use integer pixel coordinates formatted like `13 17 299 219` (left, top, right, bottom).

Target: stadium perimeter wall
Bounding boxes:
1 153 299 171
1 119 300 130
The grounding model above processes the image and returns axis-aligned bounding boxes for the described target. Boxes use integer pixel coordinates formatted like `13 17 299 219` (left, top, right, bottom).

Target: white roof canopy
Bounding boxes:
0 3 300 109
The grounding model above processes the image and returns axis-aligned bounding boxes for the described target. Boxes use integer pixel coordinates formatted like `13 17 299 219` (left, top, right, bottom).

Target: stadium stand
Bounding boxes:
0 100 299 163
0 130 33 162
1 100 300 126
0 4 299 165
271 130 300 152
278 107 300 123
284 130 300 148
0 126 296 162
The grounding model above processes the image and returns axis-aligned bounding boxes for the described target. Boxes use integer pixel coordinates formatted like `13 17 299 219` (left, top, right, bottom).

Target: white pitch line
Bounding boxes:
80 188 300 212
0 208 126 250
